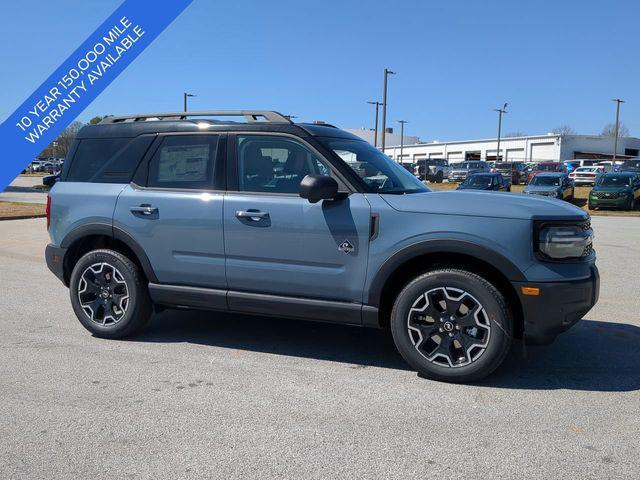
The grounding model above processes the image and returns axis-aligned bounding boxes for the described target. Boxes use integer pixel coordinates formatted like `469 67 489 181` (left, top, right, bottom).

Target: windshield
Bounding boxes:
597 175 631 187
531 176 561 186
321 138 429 194
463 175 492 187
537 163 560 171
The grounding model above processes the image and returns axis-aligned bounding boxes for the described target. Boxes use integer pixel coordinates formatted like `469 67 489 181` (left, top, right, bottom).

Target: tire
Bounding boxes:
69 249 152 339
435 171 444 183
625 197 634 211
390 269 513 383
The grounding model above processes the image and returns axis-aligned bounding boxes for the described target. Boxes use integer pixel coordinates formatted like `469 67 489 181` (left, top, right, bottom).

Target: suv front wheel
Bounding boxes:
69 249 152 338
391 269 512 382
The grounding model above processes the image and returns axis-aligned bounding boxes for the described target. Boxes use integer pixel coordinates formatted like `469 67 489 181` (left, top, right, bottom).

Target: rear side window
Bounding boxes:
65 137 153 183
147 135 219 189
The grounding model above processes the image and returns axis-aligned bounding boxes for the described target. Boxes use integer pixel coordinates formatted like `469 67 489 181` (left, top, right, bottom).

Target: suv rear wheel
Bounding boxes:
390 269 513 382
69 249 152 338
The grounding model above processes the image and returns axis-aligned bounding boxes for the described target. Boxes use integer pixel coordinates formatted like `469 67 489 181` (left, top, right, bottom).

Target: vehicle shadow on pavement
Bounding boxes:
487 319 640 392
136 313 640 391
2 186 41 193
137 309 411 371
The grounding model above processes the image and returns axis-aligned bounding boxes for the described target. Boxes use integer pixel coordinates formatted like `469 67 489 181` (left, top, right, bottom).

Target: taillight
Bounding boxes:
46 195 51 230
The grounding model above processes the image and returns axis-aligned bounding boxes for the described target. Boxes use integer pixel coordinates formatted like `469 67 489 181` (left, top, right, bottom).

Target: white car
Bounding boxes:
569 166 605 186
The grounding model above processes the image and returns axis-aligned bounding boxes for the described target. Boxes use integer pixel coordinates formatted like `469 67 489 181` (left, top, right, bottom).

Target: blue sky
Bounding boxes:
1 0 639 141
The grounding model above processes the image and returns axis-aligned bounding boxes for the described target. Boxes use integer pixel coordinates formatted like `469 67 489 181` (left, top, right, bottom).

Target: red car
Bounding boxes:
526 162 564 183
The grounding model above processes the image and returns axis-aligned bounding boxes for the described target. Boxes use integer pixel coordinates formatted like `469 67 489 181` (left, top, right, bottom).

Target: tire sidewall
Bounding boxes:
69 250 144 338
391 270 512 382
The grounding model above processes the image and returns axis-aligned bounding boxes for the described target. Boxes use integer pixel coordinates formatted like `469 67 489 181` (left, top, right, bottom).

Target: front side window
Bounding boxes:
320 138 428 194
147 135 218 189
237 135 332 193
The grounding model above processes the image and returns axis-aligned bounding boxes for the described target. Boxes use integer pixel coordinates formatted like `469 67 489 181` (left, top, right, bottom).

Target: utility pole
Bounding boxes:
381 68 396 151
493 103 508 162
367 101 382 147
397 120 407 165
183 92 196 112
612 98 625 161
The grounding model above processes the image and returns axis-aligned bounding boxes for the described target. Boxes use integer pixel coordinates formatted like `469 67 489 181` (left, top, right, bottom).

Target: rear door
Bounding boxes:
223 133 371 304
113 133 226 288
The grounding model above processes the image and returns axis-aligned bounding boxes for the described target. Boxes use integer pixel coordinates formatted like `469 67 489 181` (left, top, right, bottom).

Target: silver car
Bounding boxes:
449 161 491 182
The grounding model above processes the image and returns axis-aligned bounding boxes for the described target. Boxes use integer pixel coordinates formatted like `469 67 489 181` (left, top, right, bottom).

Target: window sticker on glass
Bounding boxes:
158 144 209 182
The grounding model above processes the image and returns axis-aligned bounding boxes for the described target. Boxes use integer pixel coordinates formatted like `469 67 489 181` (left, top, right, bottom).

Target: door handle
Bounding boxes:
130 204 158 215
235 210 269 221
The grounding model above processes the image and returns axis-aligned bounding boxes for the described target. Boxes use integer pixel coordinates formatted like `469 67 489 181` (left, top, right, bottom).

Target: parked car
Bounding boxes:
522 173 574 201
588 172 640 210
569 166 606 186
494 162 528 185
620 158 640 174
448 161 491 182
456 172 510 191
526 162 564 184
564 159 599 174
414 158 450 183
45 110 598 383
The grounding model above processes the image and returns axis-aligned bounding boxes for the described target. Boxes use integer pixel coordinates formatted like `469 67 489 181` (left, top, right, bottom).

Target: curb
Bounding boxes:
0 214 47 221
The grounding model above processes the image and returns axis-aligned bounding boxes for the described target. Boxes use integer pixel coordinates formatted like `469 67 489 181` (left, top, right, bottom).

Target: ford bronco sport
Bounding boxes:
45 111 599 382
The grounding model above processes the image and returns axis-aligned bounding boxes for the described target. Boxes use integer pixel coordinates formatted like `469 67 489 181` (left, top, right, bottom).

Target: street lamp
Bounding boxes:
397 120 408 165
183 92 196 112
612 98 625 161
493 103 508 162
380 68 396 151
367 101 382 147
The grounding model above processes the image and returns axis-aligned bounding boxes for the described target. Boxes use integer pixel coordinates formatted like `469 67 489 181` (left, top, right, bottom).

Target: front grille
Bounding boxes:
591 191 622 199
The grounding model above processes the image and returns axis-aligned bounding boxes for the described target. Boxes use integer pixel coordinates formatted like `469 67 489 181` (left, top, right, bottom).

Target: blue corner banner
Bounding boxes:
0 0 193 192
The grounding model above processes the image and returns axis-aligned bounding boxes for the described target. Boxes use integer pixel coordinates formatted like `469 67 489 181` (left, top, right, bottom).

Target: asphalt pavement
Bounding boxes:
0 217 638 479
0 176 48 204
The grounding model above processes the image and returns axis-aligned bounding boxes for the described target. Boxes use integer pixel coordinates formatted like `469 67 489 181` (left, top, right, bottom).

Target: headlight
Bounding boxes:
536 221 593 260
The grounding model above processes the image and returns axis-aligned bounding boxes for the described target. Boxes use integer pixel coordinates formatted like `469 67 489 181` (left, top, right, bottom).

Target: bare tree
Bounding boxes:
38 121 84 158
551 125 576 136
601 122 630 137
504 131 527 138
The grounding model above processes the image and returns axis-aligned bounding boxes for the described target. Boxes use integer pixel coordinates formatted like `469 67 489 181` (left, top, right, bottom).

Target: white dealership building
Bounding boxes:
382 133 640 165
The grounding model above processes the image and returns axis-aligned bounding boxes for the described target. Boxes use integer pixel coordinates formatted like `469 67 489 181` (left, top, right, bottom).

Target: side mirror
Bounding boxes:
43 174 60 187
299 175 339 203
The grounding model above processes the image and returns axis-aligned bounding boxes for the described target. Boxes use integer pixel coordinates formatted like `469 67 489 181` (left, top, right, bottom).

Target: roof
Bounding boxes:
77 111 363 141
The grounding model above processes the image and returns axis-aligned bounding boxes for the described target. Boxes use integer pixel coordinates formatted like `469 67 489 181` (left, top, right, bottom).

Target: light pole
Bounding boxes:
367 101 382 147
183 92 196 112
397 120 407 165
493 103 508 162
381 68 396 151
612 98 625 161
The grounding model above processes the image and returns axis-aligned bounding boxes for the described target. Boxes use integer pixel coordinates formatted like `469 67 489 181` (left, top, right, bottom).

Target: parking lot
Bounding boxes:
0 217 638 479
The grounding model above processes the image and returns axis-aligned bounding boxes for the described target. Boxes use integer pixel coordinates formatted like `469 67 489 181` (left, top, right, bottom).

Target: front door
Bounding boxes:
114 133 226 289
223 134 371 304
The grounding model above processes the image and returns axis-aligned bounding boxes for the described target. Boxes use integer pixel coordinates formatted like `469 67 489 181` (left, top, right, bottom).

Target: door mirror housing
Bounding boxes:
299 175 339 203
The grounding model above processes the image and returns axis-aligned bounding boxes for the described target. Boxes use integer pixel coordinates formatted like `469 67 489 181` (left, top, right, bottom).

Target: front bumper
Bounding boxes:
589 195 628 208
512 265 599 345
45 244 67 285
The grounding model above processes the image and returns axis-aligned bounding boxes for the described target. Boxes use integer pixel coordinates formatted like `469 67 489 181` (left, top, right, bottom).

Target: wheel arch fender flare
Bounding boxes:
60 223 158 284
366 239 527 307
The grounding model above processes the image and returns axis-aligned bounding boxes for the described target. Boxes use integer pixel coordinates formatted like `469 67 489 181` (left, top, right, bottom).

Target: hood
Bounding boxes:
380 191 586 220
591 185 630 193
457 184 492 190
524 184 561 193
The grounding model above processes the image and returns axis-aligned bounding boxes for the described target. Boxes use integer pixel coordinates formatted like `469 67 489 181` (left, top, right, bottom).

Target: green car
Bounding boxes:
588 172 640 210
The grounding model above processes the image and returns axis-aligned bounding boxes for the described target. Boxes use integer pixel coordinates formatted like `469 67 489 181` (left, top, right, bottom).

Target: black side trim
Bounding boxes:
362 305 381 328
149 283 227 310
45 244 67 284
227 291 362 325
367 239 527 306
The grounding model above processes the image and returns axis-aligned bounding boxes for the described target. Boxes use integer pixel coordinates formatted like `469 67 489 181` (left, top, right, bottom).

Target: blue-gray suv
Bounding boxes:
45 111 599 382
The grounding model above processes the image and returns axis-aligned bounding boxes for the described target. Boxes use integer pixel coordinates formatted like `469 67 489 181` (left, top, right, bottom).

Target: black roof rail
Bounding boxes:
100 111 293 124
